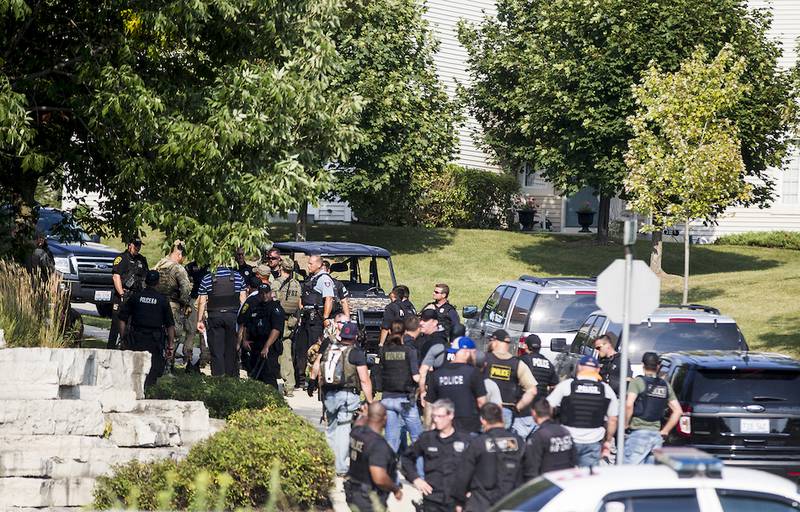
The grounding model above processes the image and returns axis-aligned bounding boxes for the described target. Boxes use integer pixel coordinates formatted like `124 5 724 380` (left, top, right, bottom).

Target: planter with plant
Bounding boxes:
513 194 539 231
576 202 596 232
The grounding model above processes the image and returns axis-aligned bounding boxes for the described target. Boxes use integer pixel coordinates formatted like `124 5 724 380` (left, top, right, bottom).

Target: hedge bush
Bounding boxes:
145 373 287 419
93 407 333 511
417 164 519 229
714 231 800 250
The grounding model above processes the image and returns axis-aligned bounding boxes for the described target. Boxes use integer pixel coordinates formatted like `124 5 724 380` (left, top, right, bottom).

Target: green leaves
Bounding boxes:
625 46 751 228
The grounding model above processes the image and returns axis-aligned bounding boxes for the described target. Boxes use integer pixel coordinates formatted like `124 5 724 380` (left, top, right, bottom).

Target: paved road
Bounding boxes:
285 392 421 512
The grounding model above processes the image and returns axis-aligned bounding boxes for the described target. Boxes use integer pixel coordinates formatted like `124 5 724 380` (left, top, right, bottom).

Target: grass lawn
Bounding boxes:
128 223 800 358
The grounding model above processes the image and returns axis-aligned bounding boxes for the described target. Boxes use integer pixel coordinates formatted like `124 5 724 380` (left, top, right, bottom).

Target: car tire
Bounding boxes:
96 303 113 318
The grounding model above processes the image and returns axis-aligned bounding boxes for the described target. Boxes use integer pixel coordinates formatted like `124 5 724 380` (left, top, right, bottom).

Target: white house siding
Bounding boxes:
691 0 800 239
423 0 500 171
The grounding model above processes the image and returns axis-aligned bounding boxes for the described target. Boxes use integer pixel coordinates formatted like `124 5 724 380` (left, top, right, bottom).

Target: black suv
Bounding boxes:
660 351 800 481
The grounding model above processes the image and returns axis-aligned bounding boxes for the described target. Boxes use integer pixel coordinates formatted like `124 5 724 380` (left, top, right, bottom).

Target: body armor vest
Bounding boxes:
561 379 610 429
632 375 669 422
485 353 522 406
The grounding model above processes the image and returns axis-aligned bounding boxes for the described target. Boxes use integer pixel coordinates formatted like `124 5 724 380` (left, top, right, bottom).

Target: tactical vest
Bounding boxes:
379 344 415 393
275 276 300 315
120 252 146 292
330 277 346 316
349 427 396 487
320 343 360 390
521 353 554 395
561 379 610 429
473 429 525 499
632 375 670 422
207 271 238 312
426 301 457 335
301 273 324 308
419 332 447 364
153 258 180 302
398 299 416 318
246 300 275 340
485 353 522 406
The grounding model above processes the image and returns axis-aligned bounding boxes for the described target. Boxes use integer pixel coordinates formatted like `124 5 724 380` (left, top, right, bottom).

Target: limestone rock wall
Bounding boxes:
0 348 216 510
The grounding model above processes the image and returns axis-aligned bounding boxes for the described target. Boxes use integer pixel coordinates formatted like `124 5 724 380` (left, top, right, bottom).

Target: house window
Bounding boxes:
782 154 800 205
521 163 552 193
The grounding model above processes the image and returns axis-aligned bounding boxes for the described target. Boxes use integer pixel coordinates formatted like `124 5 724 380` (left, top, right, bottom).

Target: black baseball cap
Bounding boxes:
340 322 359 340
420 309 438 322
248 274 263 289
525 334 542 350
145 270 160 285
491 329 510 342
258 282 271 293
642 352 660 369
128 236 143 246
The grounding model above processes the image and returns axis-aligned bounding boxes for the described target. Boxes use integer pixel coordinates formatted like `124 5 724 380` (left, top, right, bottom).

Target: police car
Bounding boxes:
491 448 800 511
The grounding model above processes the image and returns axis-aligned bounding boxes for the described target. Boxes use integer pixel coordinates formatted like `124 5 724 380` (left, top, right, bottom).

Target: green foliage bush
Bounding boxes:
145 373 287 419
714 231 800 250
93 459 179 511
417 164 519 229
93 408 333 511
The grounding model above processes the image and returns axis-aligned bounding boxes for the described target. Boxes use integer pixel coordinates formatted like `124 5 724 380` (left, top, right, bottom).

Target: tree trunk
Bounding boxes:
650 230 664 274
8 171 39 264
683 219 690 304
295 200 308 242
596 194 611 244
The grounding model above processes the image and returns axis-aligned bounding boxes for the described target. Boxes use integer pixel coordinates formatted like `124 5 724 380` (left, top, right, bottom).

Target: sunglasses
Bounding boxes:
433 290 444 294
267 257 280 261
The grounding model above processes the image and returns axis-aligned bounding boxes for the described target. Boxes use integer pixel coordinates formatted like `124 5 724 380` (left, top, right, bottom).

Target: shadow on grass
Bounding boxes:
268 223 456 256
509 235 781 277
751 313 800 356
661 287 727 305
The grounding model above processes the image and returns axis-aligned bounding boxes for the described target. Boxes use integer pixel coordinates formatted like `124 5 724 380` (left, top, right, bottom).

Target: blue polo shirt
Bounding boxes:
197 267 246 296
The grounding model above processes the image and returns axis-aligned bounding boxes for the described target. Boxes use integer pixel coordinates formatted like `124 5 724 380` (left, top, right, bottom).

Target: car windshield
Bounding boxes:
527 294 598 332
621 323 743 363
691 369 800 405
37 211 91 243
491 478 562 511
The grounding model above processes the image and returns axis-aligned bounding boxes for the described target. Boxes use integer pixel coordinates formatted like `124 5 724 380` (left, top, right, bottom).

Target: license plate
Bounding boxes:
94 290 112 302
740 418 770 434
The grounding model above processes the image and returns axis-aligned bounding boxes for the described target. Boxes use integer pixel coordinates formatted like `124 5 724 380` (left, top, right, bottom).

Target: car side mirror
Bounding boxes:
90 234 101 243
462 306 478 319
550 338 567 352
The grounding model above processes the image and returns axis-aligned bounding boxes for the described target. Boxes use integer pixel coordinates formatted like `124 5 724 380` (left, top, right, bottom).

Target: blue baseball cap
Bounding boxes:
578 355 600 368
340 322 359 340
448 336 476 354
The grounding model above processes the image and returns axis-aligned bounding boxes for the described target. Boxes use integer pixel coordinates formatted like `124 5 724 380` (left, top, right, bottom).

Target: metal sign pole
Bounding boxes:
617 215 637 465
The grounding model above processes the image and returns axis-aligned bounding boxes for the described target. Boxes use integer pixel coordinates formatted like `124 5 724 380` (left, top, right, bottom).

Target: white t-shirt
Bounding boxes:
547 376 618 444
484 378 503 406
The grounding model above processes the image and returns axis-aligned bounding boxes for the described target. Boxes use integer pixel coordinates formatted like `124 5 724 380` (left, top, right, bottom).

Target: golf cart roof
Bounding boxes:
272 241 391 258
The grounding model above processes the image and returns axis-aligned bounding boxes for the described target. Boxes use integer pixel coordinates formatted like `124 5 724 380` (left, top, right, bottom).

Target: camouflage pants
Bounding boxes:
174 300 209 365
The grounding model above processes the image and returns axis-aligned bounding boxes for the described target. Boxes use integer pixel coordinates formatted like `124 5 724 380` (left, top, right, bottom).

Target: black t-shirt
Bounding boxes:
187 263 210 299
600 352 632 396
426 362 487 433
119 287 174 329
381 301 403 330
348 345 368 366
238 263 254 282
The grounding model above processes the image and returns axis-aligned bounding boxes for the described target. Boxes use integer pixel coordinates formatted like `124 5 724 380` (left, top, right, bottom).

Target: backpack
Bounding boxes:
320 342 359 389
398 300 417 319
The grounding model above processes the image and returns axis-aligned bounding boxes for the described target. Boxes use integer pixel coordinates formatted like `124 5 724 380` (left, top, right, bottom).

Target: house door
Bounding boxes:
564 187 599 228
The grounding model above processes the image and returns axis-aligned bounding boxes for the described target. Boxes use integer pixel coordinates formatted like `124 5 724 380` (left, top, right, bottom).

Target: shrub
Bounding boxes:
93 459 179 511
178 407 334 510
94 408 332 511
0 260 71 347
145 373 287 419
714 231 800 250
417 164 519 229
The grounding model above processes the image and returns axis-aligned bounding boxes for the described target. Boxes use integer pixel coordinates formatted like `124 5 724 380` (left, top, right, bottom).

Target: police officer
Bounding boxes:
184 261 210 372
547 355 618 467
380 285 416 346
319 322 374 476
452 403 527 511
484 329 538 433
516 334 559 437
424 338 487 434
263 247 283 280
401 398 471 512
416 309 449 399
422 283 460 337
322 260 351 318
295 254 336 389
196 264 247 377
272 258 301 396
523 400 576 478
109 236 148 349
377 333 423 453
345 402 402 512
624 352 683 464
594 334 632 396
237 274 265 372
235 247 254 282
118 270 174 388
241 282 285 389
153 240 192 374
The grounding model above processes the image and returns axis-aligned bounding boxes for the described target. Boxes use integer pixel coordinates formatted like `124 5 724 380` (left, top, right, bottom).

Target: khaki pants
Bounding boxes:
181 299 210 365
279 337 295 391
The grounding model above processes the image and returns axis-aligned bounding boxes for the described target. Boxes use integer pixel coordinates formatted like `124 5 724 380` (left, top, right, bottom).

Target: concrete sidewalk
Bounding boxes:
285 391 421 512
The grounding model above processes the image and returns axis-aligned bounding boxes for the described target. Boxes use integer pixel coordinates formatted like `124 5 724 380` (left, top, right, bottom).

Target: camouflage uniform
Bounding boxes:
153 257 195 367
272 272 301 393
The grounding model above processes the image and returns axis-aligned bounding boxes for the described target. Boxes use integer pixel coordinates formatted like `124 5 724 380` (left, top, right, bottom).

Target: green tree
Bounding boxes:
459 0 797 243
1 0 361 265
332 0 459 225
625 46 752 302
